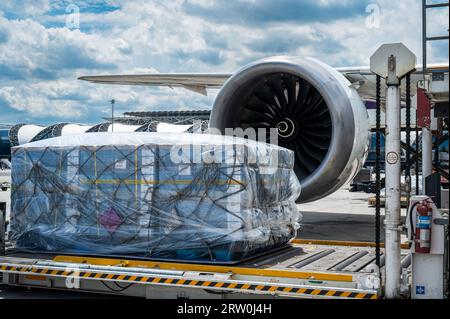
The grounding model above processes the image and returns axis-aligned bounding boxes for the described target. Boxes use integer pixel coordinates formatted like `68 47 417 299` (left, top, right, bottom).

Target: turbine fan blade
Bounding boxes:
255 84 280 113
236 73 332 181
297 139 326 162
300 135 330 150
294 90 323 120
241 107 276 125
246 95 277 120
267 76 287 115
284 76 298 114
301 128 332 138
294 142 316 173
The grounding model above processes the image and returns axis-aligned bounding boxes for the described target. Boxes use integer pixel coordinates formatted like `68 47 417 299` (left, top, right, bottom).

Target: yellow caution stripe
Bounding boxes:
54 255 354 282
0 264 377 299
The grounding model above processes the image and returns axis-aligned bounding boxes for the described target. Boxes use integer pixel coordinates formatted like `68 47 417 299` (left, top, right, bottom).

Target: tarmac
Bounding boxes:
298 186 408 242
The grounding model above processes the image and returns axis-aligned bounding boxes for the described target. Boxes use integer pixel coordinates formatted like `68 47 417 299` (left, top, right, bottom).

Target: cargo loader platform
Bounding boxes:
0 239 411 299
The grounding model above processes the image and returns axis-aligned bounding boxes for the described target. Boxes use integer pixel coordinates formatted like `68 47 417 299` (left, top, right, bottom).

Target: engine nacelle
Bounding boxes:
209 56 370 203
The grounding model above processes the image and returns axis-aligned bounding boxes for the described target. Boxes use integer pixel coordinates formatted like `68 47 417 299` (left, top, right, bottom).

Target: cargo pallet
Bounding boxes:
0 239 411 299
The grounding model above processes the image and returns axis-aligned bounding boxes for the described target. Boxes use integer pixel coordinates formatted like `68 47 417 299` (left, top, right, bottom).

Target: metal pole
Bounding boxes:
0 202 6 256
415 110 420 195
111 99 115 132
421 0 433 195
370 43 416 298
384 56 402 299
375 75 382 268
433 130 440 168
422 127 433 193
384 86 402 297
422 0 427 81
405 74 411 205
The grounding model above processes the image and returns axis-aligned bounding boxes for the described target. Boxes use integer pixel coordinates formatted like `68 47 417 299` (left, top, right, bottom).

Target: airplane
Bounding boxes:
78 55 449 203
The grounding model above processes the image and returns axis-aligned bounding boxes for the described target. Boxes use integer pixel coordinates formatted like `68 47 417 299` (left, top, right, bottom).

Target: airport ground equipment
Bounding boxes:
0 240 396 299
406 196 448 298
370 43 417 298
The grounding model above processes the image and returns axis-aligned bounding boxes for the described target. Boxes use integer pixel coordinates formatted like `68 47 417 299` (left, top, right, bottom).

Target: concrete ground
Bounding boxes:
297 187 408 242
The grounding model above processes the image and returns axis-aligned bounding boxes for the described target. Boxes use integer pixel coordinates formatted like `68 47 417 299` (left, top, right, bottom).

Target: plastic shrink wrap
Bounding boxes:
10 132 301 263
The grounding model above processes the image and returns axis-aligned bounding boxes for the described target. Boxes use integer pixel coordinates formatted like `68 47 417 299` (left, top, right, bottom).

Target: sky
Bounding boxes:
0 0 448 125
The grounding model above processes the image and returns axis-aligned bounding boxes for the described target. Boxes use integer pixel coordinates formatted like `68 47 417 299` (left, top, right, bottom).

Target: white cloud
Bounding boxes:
0 0 448 125
0 0 51 16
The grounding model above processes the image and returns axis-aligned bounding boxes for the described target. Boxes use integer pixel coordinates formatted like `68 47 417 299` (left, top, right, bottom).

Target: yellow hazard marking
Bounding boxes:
340 291 352 298
215 282 224 288
24 275 47 281
0 263 377 299
53 255 354 282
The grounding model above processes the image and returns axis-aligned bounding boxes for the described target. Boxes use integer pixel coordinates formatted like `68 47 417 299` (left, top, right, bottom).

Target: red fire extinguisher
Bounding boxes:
415 200 433 253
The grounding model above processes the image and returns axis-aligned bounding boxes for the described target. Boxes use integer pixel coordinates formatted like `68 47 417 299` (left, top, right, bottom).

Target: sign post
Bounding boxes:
370 43 416 298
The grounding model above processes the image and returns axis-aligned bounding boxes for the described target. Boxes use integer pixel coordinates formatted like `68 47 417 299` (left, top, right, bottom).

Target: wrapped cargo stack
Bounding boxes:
9 132 301 263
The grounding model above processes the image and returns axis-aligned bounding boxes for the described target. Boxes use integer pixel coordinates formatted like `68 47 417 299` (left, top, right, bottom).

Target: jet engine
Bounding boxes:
209 56 370 203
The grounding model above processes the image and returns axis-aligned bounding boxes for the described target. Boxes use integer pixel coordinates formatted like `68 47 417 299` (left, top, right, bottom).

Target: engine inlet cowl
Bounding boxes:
209 56 370 203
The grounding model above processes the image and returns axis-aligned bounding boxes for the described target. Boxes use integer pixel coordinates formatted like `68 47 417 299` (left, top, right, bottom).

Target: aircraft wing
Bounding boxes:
78 74 231 95
337 64 448 102
79 64 448 99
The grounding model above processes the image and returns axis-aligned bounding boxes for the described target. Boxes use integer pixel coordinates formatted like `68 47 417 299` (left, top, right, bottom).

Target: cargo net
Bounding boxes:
10 133 301 263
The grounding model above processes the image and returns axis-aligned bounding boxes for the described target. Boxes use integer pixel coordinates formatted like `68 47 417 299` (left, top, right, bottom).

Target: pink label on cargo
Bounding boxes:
98 207 122 233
